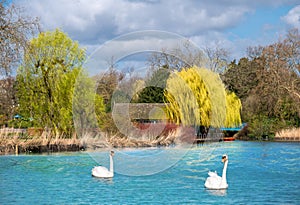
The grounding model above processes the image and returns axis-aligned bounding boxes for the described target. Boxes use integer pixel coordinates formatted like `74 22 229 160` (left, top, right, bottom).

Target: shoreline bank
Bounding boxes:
1 137 299 156
1 126 299 155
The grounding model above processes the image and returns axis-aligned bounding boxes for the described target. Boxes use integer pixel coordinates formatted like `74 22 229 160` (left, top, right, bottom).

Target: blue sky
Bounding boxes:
231 5 295 40
15 0 300 73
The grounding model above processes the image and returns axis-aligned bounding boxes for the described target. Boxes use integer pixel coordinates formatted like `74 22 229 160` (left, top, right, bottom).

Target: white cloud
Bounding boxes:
18 0 254 43
15 0 300 70
282 5 300 28
84 30 196 75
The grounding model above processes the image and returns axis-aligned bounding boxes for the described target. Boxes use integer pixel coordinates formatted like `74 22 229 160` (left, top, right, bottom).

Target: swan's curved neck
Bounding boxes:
109 155 114 173
221 160 228 184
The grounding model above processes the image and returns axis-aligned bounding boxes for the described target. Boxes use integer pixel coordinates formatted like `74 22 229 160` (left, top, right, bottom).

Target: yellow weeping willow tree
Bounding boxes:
196 68 226 127
224 90 242 127
164 67 211 126
164 66 242 128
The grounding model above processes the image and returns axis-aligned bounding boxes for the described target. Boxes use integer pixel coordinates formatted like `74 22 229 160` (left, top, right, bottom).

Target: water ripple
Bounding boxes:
0 142 299 204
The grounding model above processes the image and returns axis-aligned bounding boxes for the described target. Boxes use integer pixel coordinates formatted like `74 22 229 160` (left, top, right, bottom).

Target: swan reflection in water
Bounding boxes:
93 177 114 185
206 189 227 196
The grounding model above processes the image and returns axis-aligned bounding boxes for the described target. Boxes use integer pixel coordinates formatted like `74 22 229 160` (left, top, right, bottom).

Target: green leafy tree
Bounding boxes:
136 86 165 103
73 72 106 136
222 58 259 100
135 68 170 103
16 29 86 137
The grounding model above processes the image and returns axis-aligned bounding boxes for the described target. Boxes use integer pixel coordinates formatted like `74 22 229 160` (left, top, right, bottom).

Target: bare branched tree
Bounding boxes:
204 44 230 73
0 0 39 121
247 28 300 119
0 0 40 76
148 40 229 73
147 40 207 72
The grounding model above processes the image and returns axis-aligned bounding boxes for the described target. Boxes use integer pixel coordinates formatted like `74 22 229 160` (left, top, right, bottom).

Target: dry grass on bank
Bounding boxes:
82 127 184 149
0 129 79 146
0 125 192 154
275 128 300 141
0 128 83 154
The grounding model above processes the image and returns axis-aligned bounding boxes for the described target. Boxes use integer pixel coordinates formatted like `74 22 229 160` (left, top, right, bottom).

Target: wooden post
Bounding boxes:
15 144 18 155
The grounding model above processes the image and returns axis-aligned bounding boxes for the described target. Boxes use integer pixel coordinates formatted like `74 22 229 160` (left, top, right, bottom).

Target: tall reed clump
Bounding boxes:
0 128 25 154
275 128 300 141
79 131 107 150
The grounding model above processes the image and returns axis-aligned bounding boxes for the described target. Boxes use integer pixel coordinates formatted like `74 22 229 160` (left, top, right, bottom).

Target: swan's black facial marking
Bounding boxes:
221 155 228 163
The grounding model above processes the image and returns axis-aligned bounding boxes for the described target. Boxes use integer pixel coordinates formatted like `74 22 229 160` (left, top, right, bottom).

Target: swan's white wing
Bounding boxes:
93 166 109 173
92 166 113 178
204 174 222 189
208 171 218 177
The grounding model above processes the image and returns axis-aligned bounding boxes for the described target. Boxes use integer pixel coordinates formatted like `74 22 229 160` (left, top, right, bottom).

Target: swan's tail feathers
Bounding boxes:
208 171 218 177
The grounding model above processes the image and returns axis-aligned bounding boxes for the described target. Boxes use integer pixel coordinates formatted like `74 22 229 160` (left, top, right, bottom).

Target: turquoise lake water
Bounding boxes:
0 141 299 204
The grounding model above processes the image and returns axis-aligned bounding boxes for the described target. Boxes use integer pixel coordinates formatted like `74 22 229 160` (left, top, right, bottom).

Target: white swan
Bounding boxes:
92 151 114 178
204 154 228 190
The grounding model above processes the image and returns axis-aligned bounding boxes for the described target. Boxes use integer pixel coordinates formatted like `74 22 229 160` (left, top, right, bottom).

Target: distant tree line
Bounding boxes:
222 29 300 139
0 0 299 140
